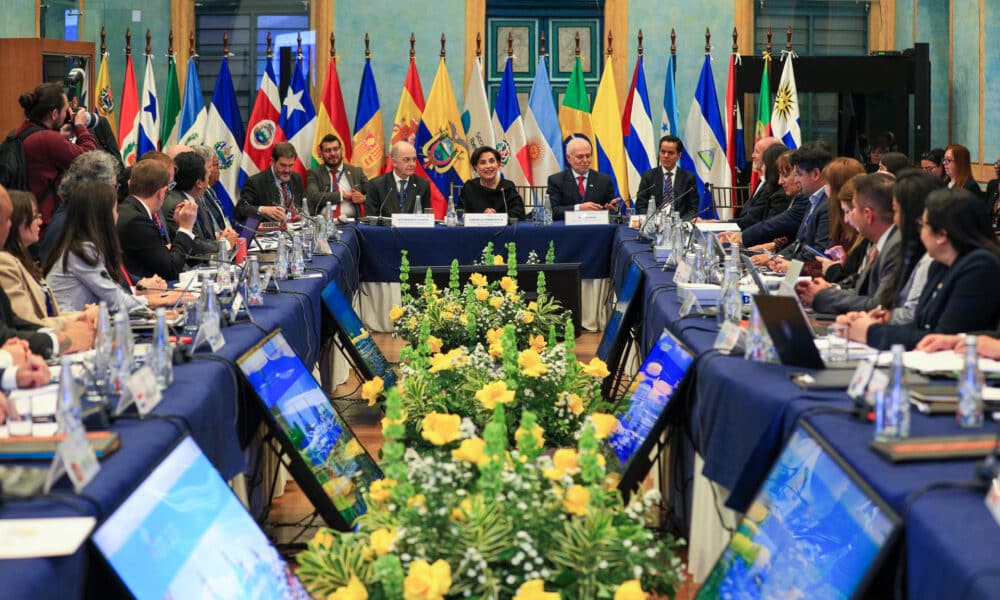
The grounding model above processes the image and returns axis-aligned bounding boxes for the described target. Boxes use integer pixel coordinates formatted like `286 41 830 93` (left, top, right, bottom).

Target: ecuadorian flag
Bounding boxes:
416 58 471 218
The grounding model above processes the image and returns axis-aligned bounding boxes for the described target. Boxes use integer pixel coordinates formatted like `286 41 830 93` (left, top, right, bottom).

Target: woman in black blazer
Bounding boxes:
458 146 526 220
848 188 1000 349
735 142 789 230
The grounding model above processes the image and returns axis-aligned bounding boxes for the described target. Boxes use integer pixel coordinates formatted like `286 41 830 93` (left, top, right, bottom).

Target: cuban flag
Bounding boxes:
137 54 159 156
278 56 317 182
771 53 801 149
684 55 731 220
203 56 245 219
623 55 654 203
524 56 562 185
491 57 530 186
178 56 208 146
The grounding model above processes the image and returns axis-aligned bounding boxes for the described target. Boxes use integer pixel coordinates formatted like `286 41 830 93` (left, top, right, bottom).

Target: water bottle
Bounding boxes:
200 274 221 333
645 196 656 224
247 256 264 306
149 307 173 390
875 344 910 440
542 193 553 226
445 194 458 227
744 300 769 361
414 194 423 214
109 311 134 396
284 209 293 228
290 233 305 277
717 258 741 325
216 243 231 289
274 236 289 280
93 302 112 390
692 243 706 284
56 356 83 433
302 220 315 261
957 335 985 428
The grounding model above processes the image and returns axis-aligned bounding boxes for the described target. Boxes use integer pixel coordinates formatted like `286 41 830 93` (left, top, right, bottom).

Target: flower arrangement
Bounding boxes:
295 390 683 599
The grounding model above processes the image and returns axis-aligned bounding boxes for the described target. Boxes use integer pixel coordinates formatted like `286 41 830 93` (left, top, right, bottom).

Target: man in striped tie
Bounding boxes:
634 135 700 219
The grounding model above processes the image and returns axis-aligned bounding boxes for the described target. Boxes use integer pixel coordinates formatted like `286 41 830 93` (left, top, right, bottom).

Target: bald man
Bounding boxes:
546 137 617 220
364 142 432 218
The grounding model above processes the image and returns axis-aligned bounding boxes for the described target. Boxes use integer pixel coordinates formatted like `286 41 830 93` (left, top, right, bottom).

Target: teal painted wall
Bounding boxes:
984 1 1000 165
951 0 980 161
916 0 950 151
0 1 35 38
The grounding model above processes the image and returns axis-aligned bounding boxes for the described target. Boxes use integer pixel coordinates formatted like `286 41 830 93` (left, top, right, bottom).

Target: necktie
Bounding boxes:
204 196 225 234
662 170 674 209
152 212 169 244
120 264 134 289
281 181 292 210
398 179 408 211
577 175 586 201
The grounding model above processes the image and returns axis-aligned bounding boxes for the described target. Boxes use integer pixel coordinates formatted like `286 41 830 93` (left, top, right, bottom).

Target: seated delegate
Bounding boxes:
458 146 525 220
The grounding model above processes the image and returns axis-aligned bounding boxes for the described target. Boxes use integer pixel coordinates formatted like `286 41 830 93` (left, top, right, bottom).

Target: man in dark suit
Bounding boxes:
163 152 240 261
306 134 368 217
634 135 700 219
118 160 198 281
364 141 432 218
984 156 999 224
235 142 305 222
768 142 833 263
547 137 617 220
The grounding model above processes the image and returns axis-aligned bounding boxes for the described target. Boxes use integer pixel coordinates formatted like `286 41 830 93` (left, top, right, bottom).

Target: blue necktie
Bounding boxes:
398 179 408 211
661 170 674 209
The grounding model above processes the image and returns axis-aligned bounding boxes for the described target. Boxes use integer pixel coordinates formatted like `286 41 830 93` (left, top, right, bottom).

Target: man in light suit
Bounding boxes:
364 141 432 219
635 135 700 219
306 134 368 217
546 136 617 220
796 173 900 314
235 142 305 222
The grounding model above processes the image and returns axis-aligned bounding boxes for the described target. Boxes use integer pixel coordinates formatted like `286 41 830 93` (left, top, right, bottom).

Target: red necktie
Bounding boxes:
120 264 134 288
577 175 586 201
152 212 169 244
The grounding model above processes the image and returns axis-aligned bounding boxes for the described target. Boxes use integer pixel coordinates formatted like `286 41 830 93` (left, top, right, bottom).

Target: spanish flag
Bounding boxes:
558 55 593 159
352 57 385 179
592 55 628 198
313 54 352 166
389 56 425 147
95 51 116 136
415 58 471 218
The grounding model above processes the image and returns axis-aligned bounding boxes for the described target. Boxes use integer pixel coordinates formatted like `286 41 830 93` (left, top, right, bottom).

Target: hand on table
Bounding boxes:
795 277 832 307
16 355 51 389
2 338 29 367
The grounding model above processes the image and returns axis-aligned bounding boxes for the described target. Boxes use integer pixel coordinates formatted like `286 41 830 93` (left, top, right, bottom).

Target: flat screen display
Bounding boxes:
697 422 901 600
93 436 309 599
237 330 382 529
597 261 644 362
321 280 397 389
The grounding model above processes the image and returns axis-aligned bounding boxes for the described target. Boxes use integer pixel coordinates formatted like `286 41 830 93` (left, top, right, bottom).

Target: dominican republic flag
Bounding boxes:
178 57 208 146
684 54 731 220
241 60 285 183
203 56 245 219
279 56 317 182
623 54 654 203
118 54 139 165
137 54 159 157
771 53 801 150
492 57 530 186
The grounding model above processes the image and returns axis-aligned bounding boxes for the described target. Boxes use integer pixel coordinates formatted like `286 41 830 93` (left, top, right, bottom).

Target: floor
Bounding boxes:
268 332 700 599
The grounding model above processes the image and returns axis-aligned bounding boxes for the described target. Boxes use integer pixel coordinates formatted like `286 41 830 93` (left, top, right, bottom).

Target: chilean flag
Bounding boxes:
491 57 530 185
278 56 317 182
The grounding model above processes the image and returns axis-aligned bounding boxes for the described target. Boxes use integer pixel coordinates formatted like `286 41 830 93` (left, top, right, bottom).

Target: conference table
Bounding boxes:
3 222 998 599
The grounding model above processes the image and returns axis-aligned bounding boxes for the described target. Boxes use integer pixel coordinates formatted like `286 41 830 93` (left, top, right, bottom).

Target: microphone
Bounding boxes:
362 180 392 225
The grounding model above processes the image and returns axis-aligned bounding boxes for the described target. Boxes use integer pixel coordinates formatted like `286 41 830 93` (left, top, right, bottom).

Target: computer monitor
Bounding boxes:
320 280 398 389
697 421 901 600
92 436 310 599
236 329 383 530
239 215 261 247
597 262 645 400
608 328 694 501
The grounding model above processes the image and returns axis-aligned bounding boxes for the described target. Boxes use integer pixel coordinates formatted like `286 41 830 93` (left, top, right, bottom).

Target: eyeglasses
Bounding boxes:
921 165 938 172
164 181 176 191
32 212 42 221
941 157 954 165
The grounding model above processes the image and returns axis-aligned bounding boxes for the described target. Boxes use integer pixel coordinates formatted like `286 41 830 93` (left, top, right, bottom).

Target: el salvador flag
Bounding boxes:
178 57 208 146
204 57 245 219
683 55 731 220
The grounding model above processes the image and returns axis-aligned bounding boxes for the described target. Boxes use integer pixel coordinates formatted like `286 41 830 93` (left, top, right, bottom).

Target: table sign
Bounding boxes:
463 213 508 227
713 321 745 354
674 261 692 284
565 210 609 226
44 426 99 493
391 214 435 228
128 366 163 418
847 358 877 400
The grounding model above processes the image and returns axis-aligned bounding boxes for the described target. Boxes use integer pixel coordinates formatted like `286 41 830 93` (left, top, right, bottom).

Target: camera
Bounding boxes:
63 67 99 129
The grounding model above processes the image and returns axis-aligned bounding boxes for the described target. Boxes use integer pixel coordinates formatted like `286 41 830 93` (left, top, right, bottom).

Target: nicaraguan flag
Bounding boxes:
684 55 731 219
203 56 245 219
279 57 317 182
524 56 562 185
491 57 530 186
623 55 654 202
771 53 801 149
178 57 208 146
137 54 159 156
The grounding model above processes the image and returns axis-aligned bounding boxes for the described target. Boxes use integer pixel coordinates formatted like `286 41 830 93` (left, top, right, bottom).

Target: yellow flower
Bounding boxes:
368 528 398 557
407 494 426 509
407 316 418 329
381 409 408 435
518 349 548 377
423 335 443 354
361 376 385 406
403 559 452 600
450 498 474 522
327 575 368 600
428 352 454 373
500 276 518 295
514 423 545 447
529 334 546 352
522 311 535 324
489 296 504 310
312 529 335 549
421 412 462 446
614 580 649 600
440 309 455 321
469 272 488 287
544 448 581 480
459 313 469 326
590 413 619 440
475 380 516 409
492 254 505 265
488 341 504 359
451 437 488 467
486 327 504 345
527 301 538 311
565 392 584 415
389 305 405 322
515 579 560 600
368 478 397 504
474 287 489 302
563 484 591 516
580 357 611 378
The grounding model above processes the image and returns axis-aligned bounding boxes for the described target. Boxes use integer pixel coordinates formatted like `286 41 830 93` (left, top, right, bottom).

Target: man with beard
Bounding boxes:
236 142 305 222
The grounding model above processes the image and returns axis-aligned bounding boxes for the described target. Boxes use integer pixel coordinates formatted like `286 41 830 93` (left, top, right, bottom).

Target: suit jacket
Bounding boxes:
458 179 526 220
162 189 221 260
305 163 369 216
634 166 700 219
0 252 76 329
812 227 901 315
547 169 616 220
363 172 433 218
867 248 1000 349
117 195 195 280
985 178 999 217
235 170 306 222
740 195 810 248
779 191 831 261
0 284 55 358
735 181 788 230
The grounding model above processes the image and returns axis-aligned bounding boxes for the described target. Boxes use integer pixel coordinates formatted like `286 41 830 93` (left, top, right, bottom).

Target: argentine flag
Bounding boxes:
524 56 562 185
203 57 245 219
137 55 159 156
771 53 801 149
178 57 208 146
684 55 730 219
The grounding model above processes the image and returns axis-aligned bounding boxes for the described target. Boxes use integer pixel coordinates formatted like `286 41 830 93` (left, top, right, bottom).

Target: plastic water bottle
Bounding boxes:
645 196 656 224
302 220 315 261
93 302 112 390
445 194 458 227
744 301 769 361
200 274 221 332
216 243 231 289
247 256 264 306
542 193 553 225
414 194 423 214
692 243 707 284
109 311 134 396
56 356 83 433
149 307 173 390
290 233 305 277
718 258 742 325
274 236 289 280
957 335 985 428
875 344 910 440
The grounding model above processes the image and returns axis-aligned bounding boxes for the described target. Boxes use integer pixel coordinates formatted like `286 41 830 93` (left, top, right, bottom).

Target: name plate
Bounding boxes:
694 222 740 232
463 213 508 227
565 210 609 226
391 214 435 228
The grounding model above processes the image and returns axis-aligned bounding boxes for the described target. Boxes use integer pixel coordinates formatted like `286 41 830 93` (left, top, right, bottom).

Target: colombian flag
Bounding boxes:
95 51 116 136
558 55 593 158
352 58 385 179
415 58 471 219
592 55 628 198
118 54 139 166
313 55 352 166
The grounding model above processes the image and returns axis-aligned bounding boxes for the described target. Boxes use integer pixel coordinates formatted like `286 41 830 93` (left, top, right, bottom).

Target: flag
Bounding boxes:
684 55 731 219
95 51 116 136
592 55 628 198
524 56 563 186
771 53 801 150
161 55 181 148
558 56 593 155
389 58 426 147
241 60 285 182
724 52 738 183
118 54 139 165
137 54 160 156
749 51 772 191
178 57 208 146
416 58 471 218
313 55 352 167
279 56 317 182
623 54 654 202
463 56 495 152
203 56 245 219
492 57 530 185
352 58 385 179
660 53 681 138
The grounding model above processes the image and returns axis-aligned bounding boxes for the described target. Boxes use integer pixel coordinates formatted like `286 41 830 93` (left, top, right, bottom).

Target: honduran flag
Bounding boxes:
684 54 731 219
178 57 208 146
623 54 654 202
592 55 628 198
118 53 139 166
279 56 317 182
241 60 285 183
203 56 245 219
352 57 385 179
416 58 471 218
137 54 160 157
524 56 562 185
492 57 530 185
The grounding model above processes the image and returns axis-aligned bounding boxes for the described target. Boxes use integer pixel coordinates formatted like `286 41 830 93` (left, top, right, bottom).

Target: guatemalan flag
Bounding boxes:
279 56 317 183
524 56 562 185
771 53 801 149
623 54 654 203
178 57 208 146
492 57 530 186
684 55 731 219
137 54 159 156
203 56 245 219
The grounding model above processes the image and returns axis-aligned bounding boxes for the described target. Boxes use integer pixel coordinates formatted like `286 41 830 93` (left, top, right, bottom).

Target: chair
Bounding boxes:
706 183 750 221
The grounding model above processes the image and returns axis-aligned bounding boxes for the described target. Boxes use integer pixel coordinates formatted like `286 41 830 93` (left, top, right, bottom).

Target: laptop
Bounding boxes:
753 294 857 370
741 254 771 296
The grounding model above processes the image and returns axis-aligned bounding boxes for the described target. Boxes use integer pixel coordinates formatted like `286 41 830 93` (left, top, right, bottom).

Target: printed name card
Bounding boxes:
565 210 609 226
391 214 435 228
463 213 508 227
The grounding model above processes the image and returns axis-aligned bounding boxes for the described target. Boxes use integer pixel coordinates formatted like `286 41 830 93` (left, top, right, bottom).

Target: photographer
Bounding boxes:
13 82 97 251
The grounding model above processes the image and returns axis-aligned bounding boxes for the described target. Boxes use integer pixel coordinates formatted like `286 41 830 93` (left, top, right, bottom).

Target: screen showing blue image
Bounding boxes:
597 262 644 362
93 437 310 599
237 330 382 526
607 329 694 467
321 280 397 388
697 424 900 600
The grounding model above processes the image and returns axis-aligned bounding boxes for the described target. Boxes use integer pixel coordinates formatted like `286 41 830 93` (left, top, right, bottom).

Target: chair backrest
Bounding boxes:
517 185 549 212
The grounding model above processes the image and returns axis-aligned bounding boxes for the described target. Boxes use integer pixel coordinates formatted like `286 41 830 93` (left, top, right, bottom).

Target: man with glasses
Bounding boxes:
306 134 368 217
236 142 305 222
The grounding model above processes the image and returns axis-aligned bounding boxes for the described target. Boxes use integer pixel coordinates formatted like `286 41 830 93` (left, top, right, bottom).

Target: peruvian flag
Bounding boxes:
240 60 285 183
118 53 140 166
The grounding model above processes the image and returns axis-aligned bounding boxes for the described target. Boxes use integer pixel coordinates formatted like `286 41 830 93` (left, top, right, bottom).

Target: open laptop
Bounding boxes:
754 294 858 370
